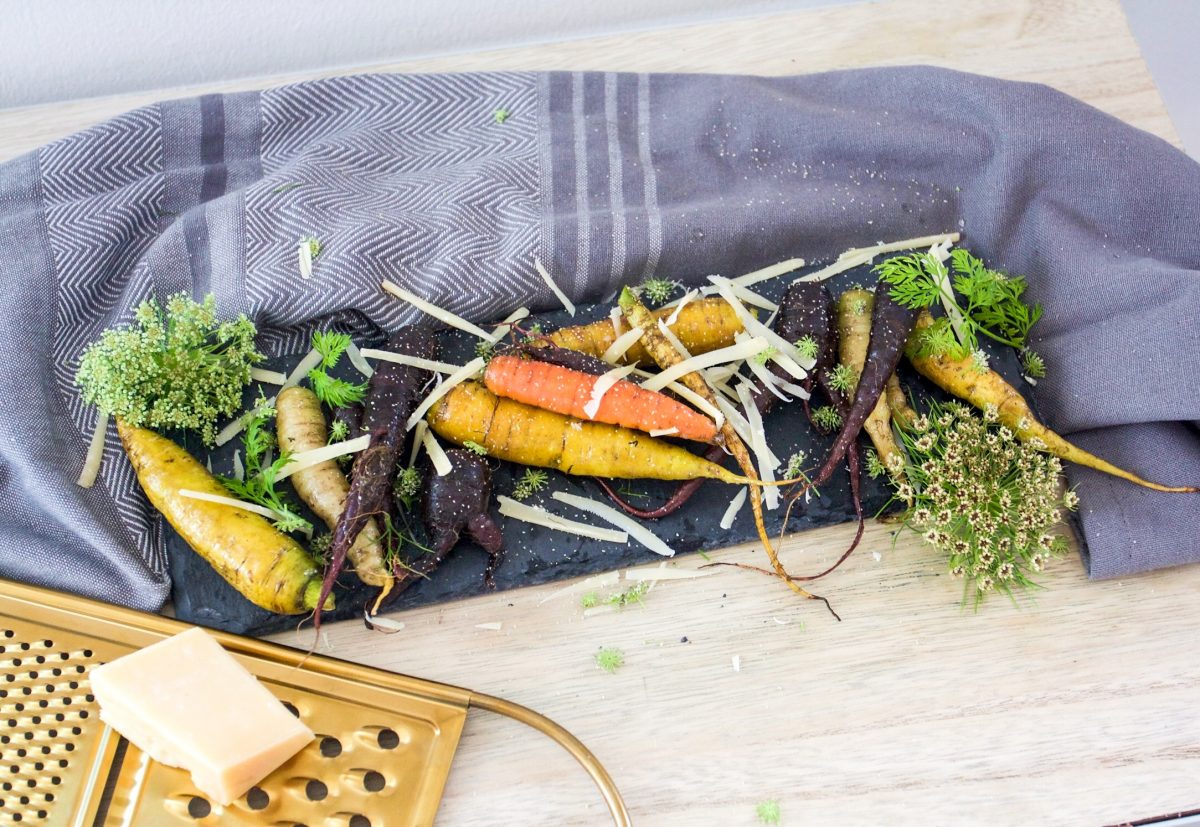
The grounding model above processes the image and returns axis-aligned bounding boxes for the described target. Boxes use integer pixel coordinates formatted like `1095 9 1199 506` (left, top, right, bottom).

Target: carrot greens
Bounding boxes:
218 400 311 535
308 330 367 407
877 248 1045 369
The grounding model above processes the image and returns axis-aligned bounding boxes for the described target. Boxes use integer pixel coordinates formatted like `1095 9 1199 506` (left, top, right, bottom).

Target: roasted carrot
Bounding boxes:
906 311 1198 493
546 297 745 363
799 285 919 497
617 288 834 611
838 289 906 480
117 419 329 614
885 374 918 431
276 386 390 589
429 381 779 484
483 354 718 443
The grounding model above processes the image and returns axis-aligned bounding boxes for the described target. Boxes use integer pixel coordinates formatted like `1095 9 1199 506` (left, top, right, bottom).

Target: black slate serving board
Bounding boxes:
168 264 1043 635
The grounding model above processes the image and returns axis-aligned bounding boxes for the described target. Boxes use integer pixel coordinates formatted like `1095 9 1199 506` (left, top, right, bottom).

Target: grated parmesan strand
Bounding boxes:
640 337 770 392
178 489 281 521
421 429 453 476
552 491 676 557
498 496 628 543
360 349 465 375
344 340 374 378
664 289 698 326
275 435 371 481
648 427 678 437
250 367 288 385
381 279 494 340
76 409 109 488
720 487 748 529
583 364 639 420
730 257 806 288
406 357 486 430
601 325 644 364
534 258 576 317
737 382 780 510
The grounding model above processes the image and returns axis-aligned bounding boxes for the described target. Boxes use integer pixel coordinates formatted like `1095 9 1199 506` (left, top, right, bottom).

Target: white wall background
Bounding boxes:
1 0 1195 156
0 0 847 108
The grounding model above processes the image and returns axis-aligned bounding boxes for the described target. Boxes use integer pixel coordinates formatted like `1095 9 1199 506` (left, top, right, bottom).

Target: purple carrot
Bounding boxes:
406 447 504 589
515 340 614 377
315 327 438 626
796 285 918 496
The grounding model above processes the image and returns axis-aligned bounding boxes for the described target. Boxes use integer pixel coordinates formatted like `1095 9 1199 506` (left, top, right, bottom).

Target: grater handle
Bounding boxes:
469 691 632 826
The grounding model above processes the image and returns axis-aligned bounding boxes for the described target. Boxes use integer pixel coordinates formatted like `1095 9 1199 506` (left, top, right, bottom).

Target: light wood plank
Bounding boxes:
7 0 1196 824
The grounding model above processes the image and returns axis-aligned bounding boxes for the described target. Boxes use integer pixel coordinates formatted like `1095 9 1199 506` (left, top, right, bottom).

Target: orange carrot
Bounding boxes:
483 354 718 443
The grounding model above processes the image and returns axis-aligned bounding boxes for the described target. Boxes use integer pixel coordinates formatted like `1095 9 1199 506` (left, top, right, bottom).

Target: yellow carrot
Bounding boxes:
117 419 330 614
906 311 1197 494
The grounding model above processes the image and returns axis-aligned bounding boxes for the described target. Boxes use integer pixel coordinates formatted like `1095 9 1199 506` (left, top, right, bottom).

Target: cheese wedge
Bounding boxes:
90 627 313 805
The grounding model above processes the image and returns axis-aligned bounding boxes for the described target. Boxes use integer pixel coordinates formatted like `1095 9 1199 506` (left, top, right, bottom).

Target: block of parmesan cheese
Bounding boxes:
90 627 313 805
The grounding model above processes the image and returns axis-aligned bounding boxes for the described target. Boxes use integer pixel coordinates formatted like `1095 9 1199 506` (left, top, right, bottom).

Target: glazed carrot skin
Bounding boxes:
483 354 719 443
429 381 755 483
906 311 1198 494
546 297 744 363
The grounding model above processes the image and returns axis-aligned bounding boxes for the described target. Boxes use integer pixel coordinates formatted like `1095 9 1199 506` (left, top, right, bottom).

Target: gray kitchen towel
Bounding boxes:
0 67 1196 611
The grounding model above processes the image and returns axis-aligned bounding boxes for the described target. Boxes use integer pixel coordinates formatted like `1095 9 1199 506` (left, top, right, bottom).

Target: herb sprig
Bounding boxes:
307 330 367 407
219 399 312 535
876 249 1045 368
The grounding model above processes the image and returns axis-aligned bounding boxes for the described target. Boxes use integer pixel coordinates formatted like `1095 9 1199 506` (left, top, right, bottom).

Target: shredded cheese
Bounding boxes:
76 409 109 488
664 289 698 326
250 367 287 385
497 496 628 543
584 364 638 419
663 378 725 430
298 239 315 279
488 307 531 342
720 487 748 529
601 325 644 364
282 348 325 390
178 489 281 521
841 232 960 261
722 280 778 312
364 613 406 633
538 570 621 604
737 383 780 510
648 427 678 437
422 429 453 476
409 420 429 468
730 257 806 288
656 318 694 361
711 394 756 455
345 340 374 378
640 337 770 392
381 279 494 340
551 491 676 557
275 435 371 481
796 232 961 285
711 277 813 372
534 257 576 317
360 349 465 375
609 306 623 338
405 357 486 430
231 450 244 482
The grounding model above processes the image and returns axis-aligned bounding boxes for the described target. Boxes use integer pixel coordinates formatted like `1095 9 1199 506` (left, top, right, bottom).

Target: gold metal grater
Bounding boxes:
0 579 630 827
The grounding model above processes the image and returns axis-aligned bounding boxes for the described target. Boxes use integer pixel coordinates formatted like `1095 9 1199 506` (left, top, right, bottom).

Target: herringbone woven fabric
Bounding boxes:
0 67 1196 611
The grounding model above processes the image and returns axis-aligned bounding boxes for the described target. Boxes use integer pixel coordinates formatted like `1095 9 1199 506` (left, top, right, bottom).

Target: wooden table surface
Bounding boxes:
5 1 1198 825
